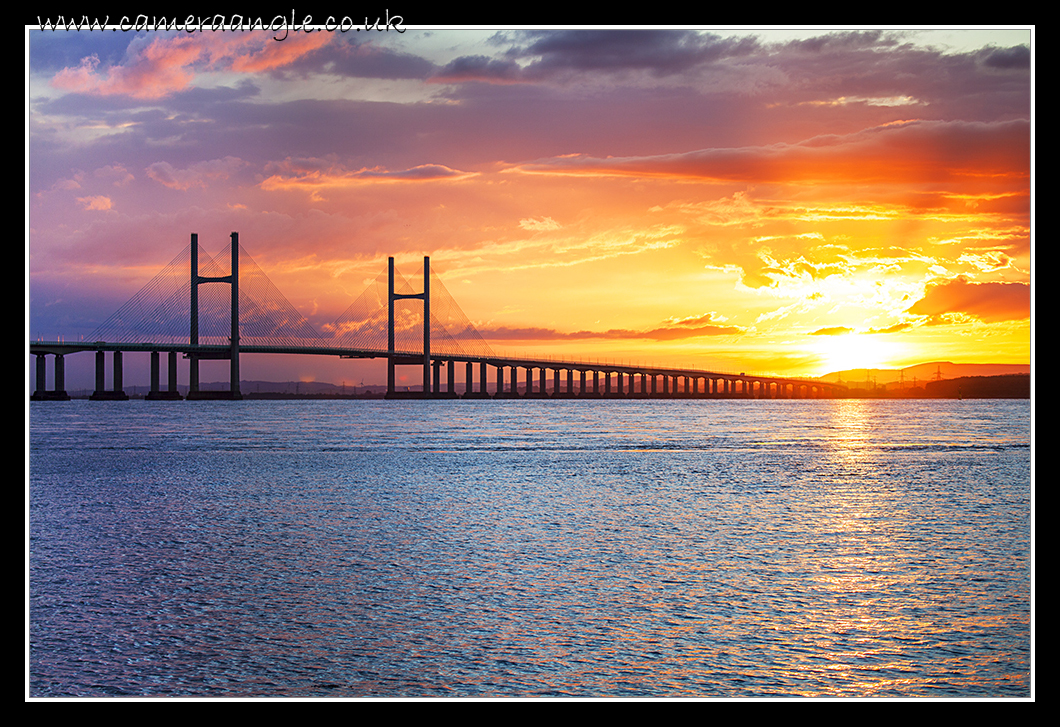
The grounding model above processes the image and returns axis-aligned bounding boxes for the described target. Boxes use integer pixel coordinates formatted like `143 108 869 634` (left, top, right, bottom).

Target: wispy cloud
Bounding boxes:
509 119 1030 188
479 312 744 343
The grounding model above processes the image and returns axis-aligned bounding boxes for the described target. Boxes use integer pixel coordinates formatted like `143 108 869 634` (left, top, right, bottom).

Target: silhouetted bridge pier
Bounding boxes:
30 233 846 401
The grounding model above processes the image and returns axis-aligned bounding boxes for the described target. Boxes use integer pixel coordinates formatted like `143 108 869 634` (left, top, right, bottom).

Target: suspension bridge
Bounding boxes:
30 233 846 401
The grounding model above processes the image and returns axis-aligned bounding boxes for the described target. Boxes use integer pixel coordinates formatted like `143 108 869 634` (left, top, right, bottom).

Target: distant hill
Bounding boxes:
198 380 389 397
924 374 1029 399
133 372 1031 400
187 363 1031 400
820 362 1030 388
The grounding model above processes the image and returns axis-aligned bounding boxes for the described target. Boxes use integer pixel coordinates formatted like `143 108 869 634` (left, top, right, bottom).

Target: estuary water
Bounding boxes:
28 398 1032 698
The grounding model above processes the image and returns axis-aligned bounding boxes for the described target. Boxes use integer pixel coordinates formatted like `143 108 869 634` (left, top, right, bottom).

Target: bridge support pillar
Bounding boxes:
230 232 241 400
186 231 241 400
54 354 68 399
495 365 504 399
169 352 180 396
113 351 122 394
90 350 129 400
94 350 105 395
34 354 45 398
385 256 431 399
30 353 70 400
146 351 183 400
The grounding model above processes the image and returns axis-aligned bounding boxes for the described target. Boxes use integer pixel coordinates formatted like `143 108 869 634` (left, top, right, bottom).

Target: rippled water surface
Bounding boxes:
29 399 1031 697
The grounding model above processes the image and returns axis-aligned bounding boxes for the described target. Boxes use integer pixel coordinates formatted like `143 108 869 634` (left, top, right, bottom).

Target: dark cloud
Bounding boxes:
979 44 1031 69
434 30 761 84
280 36 436 79
432 55 523 84
758 33 1030 123
779 29 899 54
430 29 1029 128
514 29 761 77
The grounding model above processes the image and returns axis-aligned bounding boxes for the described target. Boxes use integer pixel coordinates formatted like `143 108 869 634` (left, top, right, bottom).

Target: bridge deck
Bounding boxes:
30 340 843 395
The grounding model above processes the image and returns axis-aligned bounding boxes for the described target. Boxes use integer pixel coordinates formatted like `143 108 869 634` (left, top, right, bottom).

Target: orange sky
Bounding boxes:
28 26 1032 388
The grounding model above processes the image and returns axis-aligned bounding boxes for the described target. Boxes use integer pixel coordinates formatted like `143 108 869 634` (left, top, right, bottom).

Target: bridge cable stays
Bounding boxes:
30 233 846 400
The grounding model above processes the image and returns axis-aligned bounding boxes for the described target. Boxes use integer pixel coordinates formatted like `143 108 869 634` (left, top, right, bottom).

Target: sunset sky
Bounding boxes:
27 25 1032 389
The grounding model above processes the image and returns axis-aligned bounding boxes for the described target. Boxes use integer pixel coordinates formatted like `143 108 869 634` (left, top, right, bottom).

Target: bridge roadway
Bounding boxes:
29 341 846 400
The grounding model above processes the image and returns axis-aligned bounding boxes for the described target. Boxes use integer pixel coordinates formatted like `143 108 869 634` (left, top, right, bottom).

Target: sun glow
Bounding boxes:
812 333 902 375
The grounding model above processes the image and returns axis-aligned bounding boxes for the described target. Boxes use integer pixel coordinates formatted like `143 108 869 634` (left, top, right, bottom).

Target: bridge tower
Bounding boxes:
386 256 431 398
187 232 242 400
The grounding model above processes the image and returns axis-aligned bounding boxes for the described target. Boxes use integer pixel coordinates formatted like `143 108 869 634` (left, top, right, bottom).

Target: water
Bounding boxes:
28 399 1032 698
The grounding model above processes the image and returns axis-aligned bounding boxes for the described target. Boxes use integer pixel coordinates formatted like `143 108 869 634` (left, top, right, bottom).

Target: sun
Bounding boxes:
812 332 902 375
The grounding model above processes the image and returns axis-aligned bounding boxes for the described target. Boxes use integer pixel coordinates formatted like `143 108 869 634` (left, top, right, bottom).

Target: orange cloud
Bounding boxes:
225 32 332 73
906 278 1030 322
76 195 112 211
50 33 332 99
51 38 202 98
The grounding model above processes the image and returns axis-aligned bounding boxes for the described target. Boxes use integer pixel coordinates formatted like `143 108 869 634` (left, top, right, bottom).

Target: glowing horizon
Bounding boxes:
28 27 1032 388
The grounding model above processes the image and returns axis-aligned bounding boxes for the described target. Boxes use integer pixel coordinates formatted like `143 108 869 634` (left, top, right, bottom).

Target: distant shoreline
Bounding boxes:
53 373 1029 401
